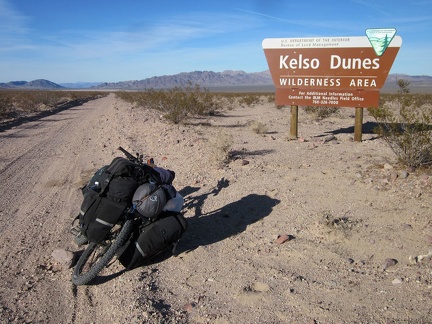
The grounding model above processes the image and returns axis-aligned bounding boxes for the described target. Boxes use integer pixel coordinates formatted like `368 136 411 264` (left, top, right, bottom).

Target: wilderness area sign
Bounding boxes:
262 35 402 108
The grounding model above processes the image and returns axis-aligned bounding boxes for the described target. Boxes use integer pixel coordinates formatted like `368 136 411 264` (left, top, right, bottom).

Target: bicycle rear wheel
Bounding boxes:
72 219 134 286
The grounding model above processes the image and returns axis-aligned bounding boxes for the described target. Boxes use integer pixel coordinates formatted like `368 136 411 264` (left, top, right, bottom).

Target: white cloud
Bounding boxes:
0 0 29 33
25 11 259 61
350 0 390 16
0 0 32 53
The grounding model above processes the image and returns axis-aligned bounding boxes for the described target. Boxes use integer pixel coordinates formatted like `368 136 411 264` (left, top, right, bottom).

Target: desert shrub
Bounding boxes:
214 92 271 108
0 94 14 119
160 84 221 123
238 93 261 106
368 81 432 168
209 132 233 167
215 93 237 110
115 91 133 104
265 93 275 103
248 120 268 134
117 84 222 124
302 106 339 119
117 90 278 122
0 90 106 121
396 79 411 94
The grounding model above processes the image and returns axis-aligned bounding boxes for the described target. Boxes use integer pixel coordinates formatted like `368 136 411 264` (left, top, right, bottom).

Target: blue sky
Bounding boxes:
0 0 431 83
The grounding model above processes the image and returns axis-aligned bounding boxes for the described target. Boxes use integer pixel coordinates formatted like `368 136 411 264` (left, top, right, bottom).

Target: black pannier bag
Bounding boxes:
79 157 157 243
118 211 188 270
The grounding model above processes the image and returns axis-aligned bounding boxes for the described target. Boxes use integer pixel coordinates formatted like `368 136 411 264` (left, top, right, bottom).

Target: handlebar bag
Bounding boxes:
104 157 160 187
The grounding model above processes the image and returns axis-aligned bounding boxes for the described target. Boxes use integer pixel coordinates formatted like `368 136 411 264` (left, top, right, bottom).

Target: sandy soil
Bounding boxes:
0 93 431 323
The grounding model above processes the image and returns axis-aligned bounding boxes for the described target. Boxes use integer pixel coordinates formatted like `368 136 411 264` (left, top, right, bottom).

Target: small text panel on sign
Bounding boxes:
276 88 380 108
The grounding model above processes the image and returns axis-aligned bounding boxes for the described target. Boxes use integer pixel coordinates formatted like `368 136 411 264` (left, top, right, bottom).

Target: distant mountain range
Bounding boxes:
94 70 273 90
0 79 64 89
1 71 431 92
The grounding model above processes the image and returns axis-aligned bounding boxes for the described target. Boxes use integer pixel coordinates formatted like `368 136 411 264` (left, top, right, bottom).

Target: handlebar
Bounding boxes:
118 146 161 184
118 146 155 166
118 146 143 164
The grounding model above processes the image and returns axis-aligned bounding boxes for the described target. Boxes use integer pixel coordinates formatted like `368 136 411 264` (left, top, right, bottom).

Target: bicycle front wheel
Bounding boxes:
72 219 134 286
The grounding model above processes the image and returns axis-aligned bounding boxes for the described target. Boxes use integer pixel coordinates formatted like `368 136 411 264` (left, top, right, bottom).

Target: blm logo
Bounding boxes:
366 28 397 56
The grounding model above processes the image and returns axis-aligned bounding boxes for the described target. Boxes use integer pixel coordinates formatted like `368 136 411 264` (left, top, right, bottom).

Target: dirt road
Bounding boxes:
0 93 431 323
0 94 141 323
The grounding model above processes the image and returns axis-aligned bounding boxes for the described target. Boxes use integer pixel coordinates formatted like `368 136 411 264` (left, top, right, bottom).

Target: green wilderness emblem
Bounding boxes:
366 28 397 56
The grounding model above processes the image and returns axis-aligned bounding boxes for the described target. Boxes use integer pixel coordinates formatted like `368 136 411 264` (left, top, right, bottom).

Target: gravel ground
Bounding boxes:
0 93 431 323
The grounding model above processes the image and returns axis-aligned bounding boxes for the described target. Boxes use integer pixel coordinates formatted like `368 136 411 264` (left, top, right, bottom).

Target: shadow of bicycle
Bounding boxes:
177 191 280 254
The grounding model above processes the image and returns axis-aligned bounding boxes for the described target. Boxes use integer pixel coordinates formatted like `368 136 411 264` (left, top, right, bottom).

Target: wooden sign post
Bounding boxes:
290 105 298 139
354 107 364 142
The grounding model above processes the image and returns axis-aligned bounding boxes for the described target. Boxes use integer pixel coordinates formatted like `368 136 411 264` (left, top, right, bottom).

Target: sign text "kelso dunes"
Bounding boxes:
262 36 402 107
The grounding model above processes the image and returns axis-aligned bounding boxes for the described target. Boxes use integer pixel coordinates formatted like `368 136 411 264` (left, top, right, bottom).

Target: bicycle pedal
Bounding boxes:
70 226 81 236
74 233 89 246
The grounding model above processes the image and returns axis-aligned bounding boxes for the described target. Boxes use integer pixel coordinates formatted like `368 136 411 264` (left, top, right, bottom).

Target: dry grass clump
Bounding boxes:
209 132 233 168
248 120 268 134
302 106 339 120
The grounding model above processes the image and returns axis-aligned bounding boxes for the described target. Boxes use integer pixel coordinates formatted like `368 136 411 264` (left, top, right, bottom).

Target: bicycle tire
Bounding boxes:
72 219 134 286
